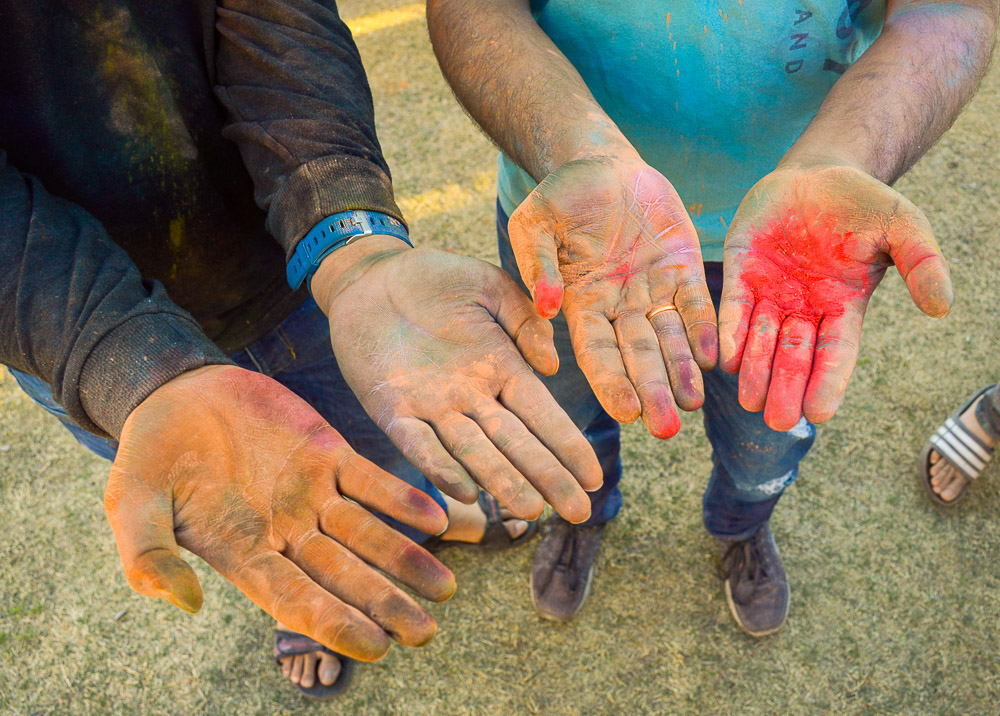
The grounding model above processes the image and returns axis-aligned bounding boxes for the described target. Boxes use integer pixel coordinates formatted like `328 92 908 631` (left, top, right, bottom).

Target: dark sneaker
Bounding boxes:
530 516 605 622
717 522 789 637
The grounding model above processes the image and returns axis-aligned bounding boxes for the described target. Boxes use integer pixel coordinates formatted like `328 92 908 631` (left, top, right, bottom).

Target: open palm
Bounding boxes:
508 156 717 439
719 164 953 430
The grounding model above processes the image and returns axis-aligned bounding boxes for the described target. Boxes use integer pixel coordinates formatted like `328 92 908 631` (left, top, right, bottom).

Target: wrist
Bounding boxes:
545 124 641 176
777 141 869 176
310 234 411 314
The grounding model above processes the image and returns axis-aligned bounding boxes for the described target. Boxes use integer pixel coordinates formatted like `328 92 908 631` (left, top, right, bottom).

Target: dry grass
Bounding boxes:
2 2 998 713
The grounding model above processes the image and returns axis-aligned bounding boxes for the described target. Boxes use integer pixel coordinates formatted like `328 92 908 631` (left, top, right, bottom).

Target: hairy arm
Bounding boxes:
718 0 998 430
427 0 637 178
782 0 998 180
428 0 717 440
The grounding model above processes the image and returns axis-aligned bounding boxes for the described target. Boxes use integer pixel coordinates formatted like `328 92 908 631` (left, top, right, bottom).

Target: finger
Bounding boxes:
467 399 591 523
669 272 718 371
508 197 564 318
763 316 818 431
286 529 437 647
227 549 391 662
336 453 449 537
432 413 546 519
320 500 456 603
499 371 603 493
890 223 953 318
649 308 705 412
482 266 559 376
737 301 782 413
802 308 864 424
104 465 203 614
719 245 756 373
614 311 680 439
381 417 479 505
566 308 642 423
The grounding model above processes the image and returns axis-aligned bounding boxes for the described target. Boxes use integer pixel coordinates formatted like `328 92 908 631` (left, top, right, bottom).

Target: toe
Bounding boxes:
931 463 955 489
318 653 342 686
499 507 529 539
941 474 969 502
300 652 318 689
289 654 304 685
506 519 528 539
281 657 291 678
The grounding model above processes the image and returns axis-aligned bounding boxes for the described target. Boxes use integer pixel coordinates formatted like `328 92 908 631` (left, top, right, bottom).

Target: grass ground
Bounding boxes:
1 2 998 714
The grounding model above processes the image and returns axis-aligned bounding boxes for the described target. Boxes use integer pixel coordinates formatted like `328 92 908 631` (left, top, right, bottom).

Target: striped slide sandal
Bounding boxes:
920 384 998 506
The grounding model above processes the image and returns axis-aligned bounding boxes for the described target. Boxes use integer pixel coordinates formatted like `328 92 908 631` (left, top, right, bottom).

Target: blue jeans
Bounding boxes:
497 201 815 540
9 297 447 544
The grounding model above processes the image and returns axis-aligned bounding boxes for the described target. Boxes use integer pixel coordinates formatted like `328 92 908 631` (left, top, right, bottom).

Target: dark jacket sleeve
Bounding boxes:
212 0 404 258
0 151 234 439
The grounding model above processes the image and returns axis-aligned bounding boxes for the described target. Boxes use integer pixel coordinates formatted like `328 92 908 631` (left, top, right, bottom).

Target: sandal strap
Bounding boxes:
274 629 336 662
478 491 511 545
930 416 994 481
975 385 1000 442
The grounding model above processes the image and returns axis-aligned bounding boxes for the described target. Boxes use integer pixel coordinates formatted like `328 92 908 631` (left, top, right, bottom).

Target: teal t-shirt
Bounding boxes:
497 0 886 262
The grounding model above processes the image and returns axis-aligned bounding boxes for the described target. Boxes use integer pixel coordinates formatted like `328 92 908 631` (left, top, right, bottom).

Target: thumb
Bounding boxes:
104 465 203 614
483 264 559 376
507 197 564 319
887 210 953 318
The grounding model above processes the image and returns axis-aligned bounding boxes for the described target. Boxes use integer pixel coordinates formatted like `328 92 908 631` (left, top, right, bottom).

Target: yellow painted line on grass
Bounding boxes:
398 170 495 222
347 3 424 36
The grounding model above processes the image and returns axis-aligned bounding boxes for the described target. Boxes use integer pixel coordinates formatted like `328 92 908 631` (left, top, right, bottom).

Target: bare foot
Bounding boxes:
437 494 528 543
276 621 342 690
276 493 526 689
929 394 997 502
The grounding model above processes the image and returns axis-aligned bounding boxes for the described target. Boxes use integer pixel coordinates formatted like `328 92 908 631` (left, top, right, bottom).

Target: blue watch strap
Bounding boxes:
286 210 411 291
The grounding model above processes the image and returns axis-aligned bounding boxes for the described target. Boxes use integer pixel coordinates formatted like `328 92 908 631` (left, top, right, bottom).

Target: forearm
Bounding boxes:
782 0 998 183
427 0 637 180
0 154 232 438
213 0 403 255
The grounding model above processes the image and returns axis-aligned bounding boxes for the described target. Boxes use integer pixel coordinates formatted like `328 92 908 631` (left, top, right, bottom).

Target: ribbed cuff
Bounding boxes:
267 155 406 259
78 313 235 438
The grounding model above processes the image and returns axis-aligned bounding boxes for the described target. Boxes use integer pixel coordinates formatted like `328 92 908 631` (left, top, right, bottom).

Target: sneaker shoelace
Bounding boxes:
719 532 769 606
555 524 579 590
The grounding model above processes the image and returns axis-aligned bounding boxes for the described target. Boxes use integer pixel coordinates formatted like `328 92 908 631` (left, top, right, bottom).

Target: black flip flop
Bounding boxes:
274 629 354 700
424 491 539 553
920 384 997 506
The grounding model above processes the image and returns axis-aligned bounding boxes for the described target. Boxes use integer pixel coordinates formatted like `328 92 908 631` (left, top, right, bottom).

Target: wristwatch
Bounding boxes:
286 209 411 291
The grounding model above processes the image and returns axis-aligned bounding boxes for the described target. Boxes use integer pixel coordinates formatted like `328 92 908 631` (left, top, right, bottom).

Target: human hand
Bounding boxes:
507 156 717 439
314 244 602 524
719 162 952 431
105 365 455 662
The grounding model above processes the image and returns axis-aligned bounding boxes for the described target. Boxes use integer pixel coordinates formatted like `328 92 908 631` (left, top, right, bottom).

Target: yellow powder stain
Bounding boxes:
673 41 677 50
688 204 704 217
677 69 680 77
719 216 728 228
704 24 707 33
169 217 184 250
348 3 423 36
666 11 670 24
397 170 494 222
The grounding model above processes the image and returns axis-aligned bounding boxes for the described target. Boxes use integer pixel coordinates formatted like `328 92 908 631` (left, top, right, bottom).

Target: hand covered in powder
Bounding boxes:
317 246 602 524
106 365 455 662
508 156 718 439
719 162 953 431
